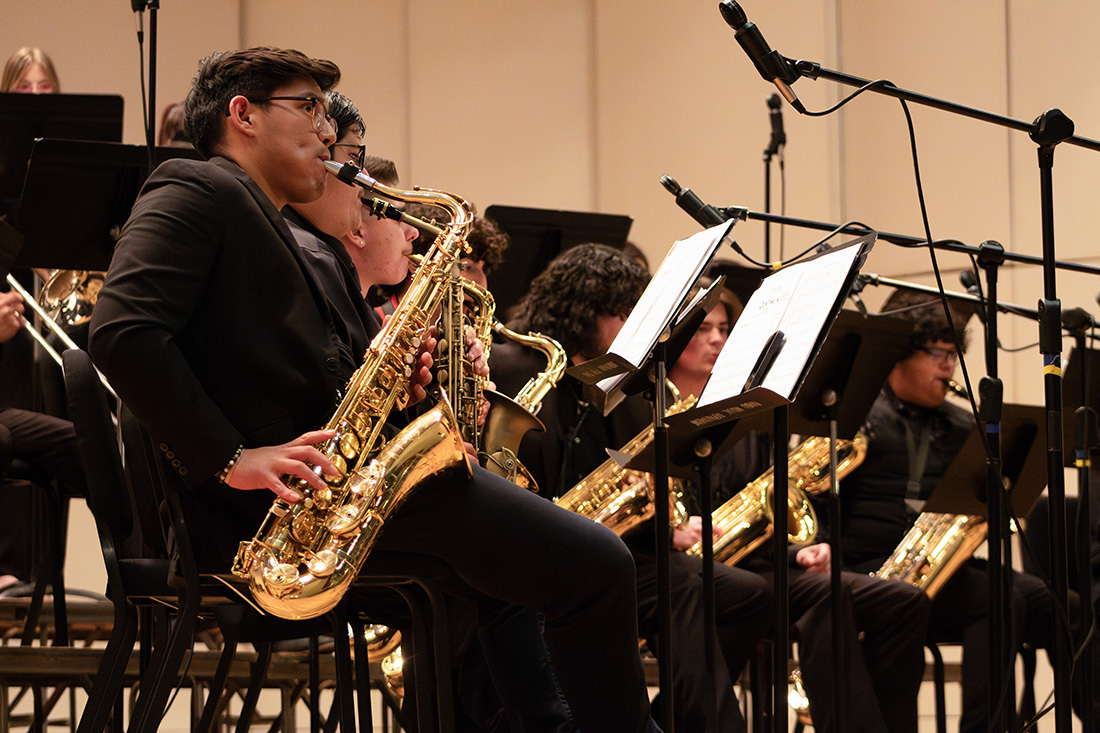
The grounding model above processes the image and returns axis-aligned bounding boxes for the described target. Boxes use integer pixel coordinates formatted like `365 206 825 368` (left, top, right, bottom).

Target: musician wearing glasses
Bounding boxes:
667 281 929 733
835 289 1093 733
90 47 663 733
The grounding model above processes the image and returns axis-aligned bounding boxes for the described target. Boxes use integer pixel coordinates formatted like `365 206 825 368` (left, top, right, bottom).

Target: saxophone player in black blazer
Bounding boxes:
89 47 662 733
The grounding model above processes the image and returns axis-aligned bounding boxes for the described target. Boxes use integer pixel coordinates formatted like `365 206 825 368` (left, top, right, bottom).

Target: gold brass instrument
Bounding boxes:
873 513 987 596
481 322 567 489
231 163 474 620
38 269 104 327
5 273 117 400
410 253 558 489
689 434 868 565
873 378 988 597
554 386 694 537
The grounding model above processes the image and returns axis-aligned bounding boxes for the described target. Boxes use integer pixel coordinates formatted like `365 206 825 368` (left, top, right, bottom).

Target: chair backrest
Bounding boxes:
62 348 133 596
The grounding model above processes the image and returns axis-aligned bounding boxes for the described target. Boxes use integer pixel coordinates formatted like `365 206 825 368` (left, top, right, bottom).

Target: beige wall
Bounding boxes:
4 0 1099 610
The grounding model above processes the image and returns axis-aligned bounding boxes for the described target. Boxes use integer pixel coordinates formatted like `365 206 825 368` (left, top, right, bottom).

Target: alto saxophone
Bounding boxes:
873 379 987 597
231 162 474 620
688 434 868 565
482 322 567 489
554 385 694 537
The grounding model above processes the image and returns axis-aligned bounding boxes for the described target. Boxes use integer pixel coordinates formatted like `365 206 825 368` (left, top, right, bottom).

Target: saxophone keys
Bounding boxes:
326 504 363 536
312 486 333 510
339 432 360 460
324 455 346 484
262 562 301 590
308 549 339 578
291 510 318 543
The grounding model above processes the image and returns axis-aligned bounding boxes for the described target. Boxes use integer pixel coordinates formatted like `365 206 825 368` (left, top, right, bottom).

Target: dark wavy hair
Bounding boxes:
510 243 649 360
325 90 364 141
880 288 971 357
184 47 340 158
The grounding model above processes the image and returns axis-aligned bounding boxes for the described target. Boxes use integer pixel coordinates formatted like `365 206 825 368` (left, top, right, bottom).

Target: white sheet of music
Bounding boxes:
698 243 863 408
606 221 732 369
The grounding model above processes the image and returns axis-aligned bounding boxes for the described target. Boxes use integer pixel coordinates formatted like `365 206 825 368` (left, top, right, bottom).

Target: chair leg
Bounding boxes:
76 605 138 733
330 611 357 733
196 638 239 733
128 594 200 733
350 615 374 733
233 641 273 733
926 643 947 733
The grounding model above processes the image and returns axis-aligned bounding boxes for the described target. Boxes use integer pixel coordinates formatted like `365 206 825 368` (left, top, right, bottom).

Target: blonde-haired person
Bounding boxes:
2 47 59 94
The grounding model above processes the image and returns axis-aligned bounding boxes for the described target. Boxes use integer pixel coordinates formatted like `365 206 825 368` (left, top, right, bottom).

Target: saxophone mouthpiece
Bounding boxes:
940 378 969 400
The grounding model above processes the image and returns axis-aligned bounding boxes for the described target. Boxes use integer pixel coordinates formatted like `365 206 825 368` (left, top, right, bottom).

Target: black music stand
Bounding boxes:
0 219 21 279
13 139 201 271
661 234 873 731
484 204 633 318
0 92 123 219
921 403 1047 519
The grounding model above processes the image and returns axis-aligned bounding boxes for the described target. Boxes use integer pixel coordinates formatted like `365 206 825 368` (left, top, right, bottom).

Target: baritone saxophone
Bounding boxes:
231 162 475 620
874 378 988 597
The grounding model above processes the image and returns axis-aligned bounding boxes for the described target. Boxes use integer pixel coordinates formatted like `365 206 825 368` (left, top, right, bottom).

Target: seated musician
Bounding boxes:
492 243 773 733
675 283 929 733
88 47 662 733
834 288 1094 732
287 114 574 730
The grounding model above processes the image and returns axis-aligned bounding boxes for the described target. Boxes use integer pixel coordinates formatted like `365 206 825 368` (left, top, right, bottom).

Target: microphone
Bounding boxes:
660 175 730 228
959 269 986 324
765 93 785 156
719 1 806 114
131 0 145 39
1063 307 1095 335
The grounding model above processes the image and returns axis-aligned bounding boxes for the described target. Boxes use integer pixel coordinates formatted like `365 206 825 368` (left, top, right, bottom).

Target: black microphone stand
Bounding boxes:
133 1 160 171
1065 309 1097 733
700 199 1098 728
774 80 1098 725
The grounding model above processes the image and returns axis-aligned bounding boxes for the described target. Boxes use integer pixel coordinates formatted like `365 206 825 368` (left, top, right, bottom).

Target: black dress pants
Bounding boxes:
374 465 659 733
751 564 930 733
632 545 773 733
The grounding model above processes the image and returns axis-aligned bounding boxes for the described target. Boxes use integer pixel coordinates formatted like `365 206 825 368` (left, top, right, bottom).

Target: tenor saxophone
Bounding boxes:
231 163 474 620
688 434 867 565
554 386 694 536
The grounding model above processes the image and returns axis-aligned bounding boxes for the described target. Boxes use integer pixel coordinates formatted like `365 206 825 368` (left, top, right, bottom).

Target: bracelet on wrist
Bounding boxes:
217 444 244 483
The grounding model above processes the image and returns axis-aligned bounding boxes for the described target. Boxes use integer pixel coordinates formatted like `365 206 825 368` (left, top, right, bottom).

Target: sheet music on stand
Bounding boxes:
668 233 875 431
567 219 736 412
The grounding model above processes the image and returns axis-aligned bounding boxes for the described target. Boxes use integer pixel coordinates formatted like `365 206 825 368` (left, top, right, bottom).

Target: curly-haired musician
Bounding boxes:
89 47 661 733
493 243 773 733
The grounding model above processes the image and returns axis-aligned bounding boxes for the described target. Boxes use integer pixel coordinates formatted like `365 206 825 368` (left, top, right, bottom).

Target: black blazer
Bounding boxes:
90 157 349 569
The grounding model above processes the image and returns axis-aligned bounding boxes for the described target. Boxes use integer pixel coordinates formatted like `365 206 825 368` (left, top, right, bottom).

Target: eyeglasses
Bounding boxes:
329 142 366 169
917 346 959 365
247 96 335 134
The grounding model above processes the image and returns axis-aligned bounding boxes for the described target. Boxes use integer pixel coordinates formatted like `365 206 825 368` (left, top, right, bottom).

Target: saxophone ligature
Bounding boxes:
231 162 475 620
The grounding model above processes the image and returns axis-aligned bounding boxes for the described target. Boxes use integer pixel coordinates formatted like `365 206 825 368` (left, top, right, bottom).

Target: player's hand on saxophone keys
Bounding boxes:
224 429 340 504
